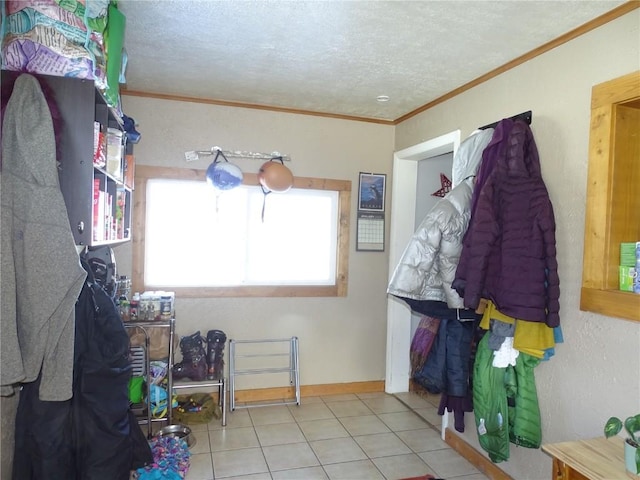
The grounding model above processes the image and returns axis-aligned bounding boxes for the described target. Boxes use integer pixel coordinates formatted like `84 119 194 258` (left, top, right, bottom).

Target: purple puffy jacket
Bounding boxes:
453 119 560 327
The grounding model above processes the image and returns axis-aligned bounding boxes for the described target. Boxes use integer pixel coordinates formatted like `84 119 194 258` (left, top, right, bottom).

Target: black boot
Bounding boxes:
173 331 207 381
206 330 227 380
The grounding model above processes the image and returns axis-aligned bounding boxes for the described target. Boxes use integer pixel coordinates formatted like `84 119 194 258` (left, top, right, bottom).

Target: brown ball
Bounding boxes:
258 161 294 193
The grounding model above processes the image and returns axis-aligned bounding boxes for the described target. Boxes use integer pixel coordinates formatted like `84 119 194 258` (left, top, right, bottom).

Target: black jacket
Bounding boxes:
413 316 475 397
12 262 151 479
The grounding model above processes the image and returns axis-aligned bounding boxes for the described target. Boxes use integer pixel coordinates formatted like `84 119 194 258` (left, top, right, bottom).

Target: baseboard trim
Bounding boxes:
444 429 513 480
231 380 385 404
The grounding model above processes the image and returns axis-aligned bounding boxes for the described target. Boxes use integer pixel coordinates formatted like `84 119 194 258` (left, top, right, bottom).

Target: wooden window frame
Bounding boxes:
580 71 640 322
132 165 351 298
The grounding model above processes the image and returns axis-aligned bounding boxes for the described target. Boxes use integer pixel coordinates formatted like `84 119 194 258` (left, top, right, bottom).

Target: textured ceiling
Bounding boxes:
119 0 627 122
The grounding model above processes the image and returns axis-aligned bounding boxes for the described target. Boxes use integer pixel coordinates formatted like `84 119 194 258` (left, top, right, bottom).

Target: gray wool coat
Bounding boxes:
1 74 86 401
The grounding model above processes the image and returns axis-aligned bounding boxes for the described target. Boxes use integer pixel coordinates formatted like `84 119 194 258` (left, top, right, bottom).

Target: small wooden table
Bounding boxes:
542 436 635 479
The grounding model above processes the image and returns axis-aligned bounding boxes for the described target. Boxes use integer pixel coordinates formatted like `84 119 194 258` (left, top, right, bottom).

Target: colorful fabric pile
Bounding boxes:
2 0 108 84
136 436 190 480
1 0 126 107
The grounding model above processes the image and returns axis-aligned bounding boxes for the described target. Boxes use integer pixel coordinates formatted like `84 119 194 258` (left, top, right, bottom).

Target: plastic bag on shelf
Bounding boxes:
148 384 177 419
149 360 168 385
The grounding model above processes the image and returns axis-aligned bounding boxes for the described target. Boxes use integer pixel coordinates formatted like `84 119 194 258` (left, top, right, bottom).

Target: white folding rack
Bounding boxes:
229 337 300 410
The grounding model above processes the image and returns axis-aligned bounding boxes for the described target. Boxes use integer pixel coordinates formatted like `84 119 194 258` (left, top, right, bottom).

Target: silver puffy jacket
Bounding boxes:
387 129 493 308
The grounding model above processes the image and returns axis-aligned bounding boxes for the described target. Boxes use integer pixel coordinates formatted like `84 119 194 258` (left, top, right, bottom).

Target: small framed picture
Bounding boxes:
358 173 386 212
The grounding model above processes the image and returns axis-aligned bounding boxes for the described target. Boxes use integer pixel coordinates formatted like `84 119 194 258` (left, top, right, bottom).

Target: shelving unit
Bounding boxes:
126 319 228 433
229 337 300 411
0 71 134 247
125 318 176 438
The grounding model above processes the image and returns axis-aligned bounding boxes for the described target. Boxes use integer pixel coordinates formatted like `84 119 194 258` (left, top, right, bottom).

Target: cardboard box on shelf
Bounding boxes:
106 128 123 180
124 154 135 189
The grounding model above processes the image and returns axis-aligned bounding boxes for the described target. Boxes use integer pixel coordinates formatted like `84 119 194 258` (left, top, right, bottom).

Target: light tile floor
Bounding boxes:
179 391 489 480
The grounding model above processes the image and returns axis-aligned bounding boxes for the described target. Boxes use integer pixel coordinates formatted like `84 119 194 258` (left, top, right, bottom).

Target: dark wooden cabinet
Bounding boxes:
1 71 133 246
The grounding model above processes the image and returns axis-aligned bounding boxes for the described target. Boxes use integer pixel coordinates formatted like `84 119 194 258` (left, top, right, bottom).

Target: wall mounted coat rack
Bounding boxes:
185 146 291 163
478 110 532 130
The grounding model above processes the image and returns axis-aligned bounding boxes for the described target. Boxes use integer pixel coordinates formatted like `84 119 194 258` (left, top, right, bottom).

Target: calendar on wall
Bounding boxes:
357 212 385 251
356 172 386 252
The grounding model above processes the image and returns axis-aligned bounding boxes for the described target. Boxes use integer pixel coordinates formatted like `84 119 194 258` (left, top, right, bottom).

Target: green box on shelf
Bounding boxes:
620 243 637 267
619 265 636 292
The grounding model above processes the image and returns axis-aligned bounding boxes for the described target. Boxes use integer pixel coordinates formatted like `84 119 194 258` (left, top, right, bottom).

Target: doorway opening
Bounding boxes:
385 130 460 394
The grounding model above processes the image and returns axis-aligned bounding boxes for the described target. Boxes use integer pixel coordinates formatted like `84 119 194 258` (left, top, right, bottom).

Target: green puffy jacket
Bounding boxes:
473 333 541 463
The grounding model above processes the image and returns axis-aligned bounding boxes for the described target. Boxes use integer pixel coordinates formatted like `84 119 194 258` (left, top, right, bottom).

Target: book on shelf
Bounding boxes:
106 192 114 240
95 190 106 242
116 187 127 239
93 179 101 241
93 122 106 168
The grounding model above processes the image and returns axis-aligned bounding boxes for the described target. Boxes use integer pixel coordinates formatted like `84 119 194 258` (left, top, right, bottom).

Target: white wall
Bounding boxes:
114 100 395 388
395 10 640 480
415 152 453 229
411 152 454 338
